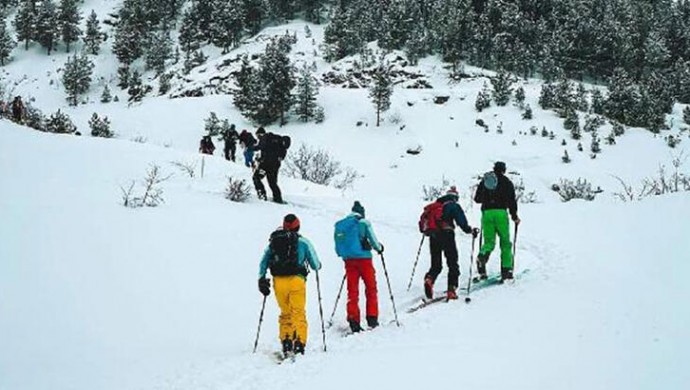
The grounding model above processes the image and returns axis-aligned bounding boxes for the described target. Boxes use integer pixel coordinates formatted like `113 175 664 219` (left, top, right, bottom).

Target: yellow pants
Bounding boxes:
273 276 308 344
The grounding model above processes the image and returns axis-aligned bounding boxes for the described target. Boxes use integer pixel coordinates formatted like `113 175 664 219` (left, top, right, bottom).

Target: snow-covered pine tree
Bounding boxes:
295 64 320 122
204 112 222 137
158 72 172 95
183 49 207 74
591 89 605 115
490 69 515 106
554 78 575 112
13 1 35 50
522 104 533 120
379 0 411 51
267 0 294 22
233 55 259 116
302 0 324 23
591 131 601 154
62 52 94 106
684 106 690 125
35 0 58 55
323 4 361 62
127 69 144 103
145 29 172 76
674 60 690 104
83 10 103 55
89 112 112 138
576 83 588 112
255 35 295 125
562 149 571 163
369 63 392 127
211 0 243 53
605 68 640 126
101 84 112 103
539 83 556 110
178 7 201 53
514 86 525 107
58 0 81 52
643 30 670 76
564 109 581 140
117 66 130 89
475 82 491 112
113 0 147 66
243 0 265 35
46 109 77 133
0 16 16 65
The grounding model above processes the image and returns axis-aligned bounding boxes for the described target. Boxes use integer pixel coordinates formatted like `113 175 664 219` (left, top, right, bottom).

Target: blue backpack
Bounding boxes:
334 215 361 258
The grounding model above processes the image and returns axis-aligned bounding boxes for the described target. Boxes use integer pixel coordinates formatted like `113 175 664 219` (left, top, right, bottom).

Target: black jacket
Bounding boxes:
474 174 518 220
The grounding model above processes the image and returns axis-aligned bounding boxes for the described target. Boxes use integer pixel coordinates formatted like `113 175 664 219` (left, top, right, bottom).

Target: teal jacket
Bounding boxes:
343 212 383 260
259 236 321 279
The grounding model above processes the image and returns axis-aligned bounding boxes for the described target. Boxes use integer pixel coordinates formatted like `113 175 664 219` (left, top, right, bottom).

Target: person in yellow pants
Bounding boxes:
258 214 321 356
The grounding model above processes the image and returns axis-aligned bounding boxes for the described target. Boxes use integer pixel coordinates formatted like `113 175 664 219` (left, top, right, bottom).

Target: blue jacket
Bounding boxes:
437 194 473 234
258 236 321 278
343 213 383 260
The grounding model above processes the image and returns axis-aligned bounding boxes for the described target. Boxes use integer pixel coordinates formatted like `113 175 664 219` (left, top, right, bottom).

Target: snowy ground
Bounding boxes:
1 11 690 390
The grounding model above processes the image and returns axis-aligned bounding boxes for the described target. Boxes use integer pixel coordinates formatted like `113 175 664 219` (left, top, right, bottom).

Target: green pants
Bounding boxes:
479 209 513 269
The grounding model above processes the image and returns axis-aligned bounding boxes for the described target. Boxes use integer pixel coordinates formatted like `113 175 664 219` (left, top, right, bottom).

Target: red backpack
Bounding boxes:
418 201 447 235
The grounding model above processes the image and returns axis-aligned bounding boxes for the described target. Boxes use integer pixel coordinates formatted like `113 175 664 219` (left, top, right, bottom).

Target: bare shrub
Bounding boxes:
284 143 358 187
170 160 197 178
120 164 172 208
514 178 538 203
422 177 450 201
224 176 251 202
551 178 600 202
131 135 148 143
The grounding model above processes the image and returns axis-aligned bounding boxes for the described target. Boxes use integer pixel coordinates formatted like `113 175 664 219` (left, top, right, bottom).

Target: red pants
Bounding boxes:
345 258 378 323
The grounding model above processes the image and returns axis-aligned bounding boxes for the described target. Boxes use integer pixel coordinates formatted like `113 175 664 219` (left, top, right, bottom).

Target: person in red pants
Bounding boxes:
334 201 384 333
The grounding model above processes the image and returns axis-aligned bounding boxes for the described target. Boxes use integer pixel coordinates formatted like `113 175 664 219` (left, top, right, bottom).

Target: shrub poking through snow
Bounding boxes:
170 160 197 178
120 164 172 208
89 113 112 138
552 178 600 202
514 178 538 203
224 176 251 202
422 177 450 201
46 110 77 134
284 143 358 187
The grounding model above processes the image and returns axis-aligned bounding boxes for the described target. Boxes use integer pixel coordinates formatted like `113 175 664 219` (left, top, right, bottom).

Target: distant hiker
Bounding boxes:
258 214 322 357
199 135 215 155
253 127 291 203
420 186 478 300
239 129 257 167
474 161 520 282
0 101 8 118
221 123 239 161
334 201 384 333
11 96 25 124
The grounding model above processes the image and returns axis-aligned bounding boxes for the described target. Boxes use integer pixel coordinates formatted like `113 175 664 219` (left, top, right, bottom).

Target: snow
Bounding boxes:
1 13 690 390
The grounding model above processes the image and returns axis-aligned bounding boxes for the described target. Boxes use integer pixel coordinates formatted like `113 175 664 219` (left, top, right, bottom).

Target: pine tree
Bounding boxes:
14 1 35 50
212 0 244 53
59 0 81 52
35 0 58 55
514 86 525 107
475 82 491 112
539 83 556 110
562 149 571 163
46 109 77 133
576 83 589 112
89 112 112 138
674 61 690 104
490 69 515 106
254 35 296 125
233 55 258 115
127 69 144 103
591 131 601 154
591 89 605 115
204 112 222 136
369 63 392 127
83 10 103 55
145 29 172 75
178 7 201 53
323 4 362 62
62 52 94 106
0 16 15 65
295 64 319 122
564 109 581 140
101 84 112 103
684 106 690 125
243 0 265 35
117 66 130 89
522 104 533 120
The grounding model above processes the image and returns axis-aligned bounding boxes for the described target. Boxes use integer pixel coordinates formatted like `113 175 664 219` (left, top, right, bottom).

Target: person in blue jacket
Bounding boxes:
258 214 321 356
424 186 478 300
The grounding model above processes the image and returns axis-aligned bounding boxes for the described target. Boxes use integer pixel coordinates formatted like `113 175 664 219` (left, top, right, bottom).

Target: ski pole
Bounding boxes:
513 222 519 271
406 235 425 291
327 274 346 328
379 253 401 327
465 233 477 303
315 271 328 352
252 295 267 353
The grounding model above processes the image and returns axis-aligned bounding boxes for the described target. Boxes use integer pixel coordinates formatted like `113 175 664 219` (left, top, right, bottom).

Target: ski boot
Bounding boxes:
257 190 267 201
476 253 489 280
446 286 458 300
500 267 514 284
424 276 434 299
366 316 379 329
293 339 305 355
348 319 363 333
281 336 293 358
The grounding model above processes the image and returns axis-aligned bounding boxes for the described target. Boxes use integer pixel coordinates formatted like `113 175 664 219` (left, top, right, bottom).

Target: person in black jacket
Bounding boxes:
252 127 288 203
424 186 478 300
473 161 521 282
221 124 239 161
199 135 215 155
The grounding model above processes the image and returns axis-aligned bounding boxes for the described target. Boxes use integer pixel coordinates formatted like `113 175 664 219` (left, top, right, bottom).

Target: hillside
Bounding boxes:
1 2 690 390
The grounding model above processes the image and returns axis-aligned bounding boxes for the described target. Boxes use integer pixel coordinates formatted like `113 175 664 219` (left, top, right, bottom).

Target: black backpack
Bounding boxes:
268 229 305 277
264 133 291 160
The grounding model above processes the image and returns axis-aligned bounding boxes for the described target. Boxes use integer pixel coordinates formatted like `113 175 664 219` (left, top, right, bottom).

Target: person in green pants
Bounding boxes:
473 161 521 281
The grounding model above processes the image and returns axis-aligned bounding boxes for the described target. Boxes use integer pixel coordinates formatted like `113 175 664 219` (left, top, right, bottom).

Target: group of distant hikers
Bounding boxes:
255 161 521 359
1 96 28 124
199 125 291 204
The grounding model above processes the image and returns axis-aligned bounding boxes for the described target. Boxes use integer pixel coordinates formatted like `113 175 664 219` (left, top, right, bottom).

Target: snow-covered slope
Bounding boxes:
1 13 690 390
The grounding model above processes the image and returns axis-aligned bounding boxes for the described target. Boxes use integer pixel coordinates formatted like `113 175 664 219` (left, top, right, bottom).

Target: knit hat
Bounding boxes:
494 161 507 174
351 201 365 218
256 127 266 136
446 186 459 198
283 214 300 232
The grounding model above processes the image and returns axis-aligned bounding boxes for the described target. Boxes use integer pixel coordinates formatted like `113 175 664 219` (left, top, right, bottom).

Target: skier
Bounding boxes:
11 96 25 124
334 201 384 333
258 214 322 357
422 186 478 300
474 161 520 282
252 127 290 203
221 123 239 161
238 129 257 167
199 135 215 155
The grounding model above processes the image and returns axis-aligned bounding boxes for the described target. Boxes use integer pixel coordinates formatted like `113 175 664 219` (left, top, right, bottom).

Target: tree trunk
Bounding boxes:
376 106 380 127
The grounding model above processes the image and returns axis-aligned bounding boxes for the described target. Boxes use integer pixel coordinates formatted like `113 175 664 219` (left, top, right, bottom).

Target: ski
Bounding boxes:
271 351 296 364
406 295 449 313
467 269 531 294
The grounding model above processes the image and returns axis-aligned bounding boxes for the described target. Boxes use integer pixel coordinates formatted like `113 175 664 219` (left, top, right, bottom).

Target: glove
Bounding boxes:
513 216 521 225
471 228 479 238
258 277 270 296
377 243 385 254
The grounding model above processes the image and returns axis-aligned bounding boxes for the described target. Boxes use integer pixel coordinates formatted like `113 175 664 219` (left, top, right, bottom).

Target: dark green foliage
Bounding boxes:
204 112 222 137
14 1 34 50
89 112 112 138
127 70 146 103
591 131 601 154
58 0 81 52
101 84 112 103
35 0 58 54
684 106 690 125
295 65 320 122
591 89 605 115
522 104 533 120
46 109 77 133
475 82 491 112
0 16 15 65
62 52 94 106
145 29 172 76
490 70 515 106
369 63 393 127
514 86 525 106
84 10 103 55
